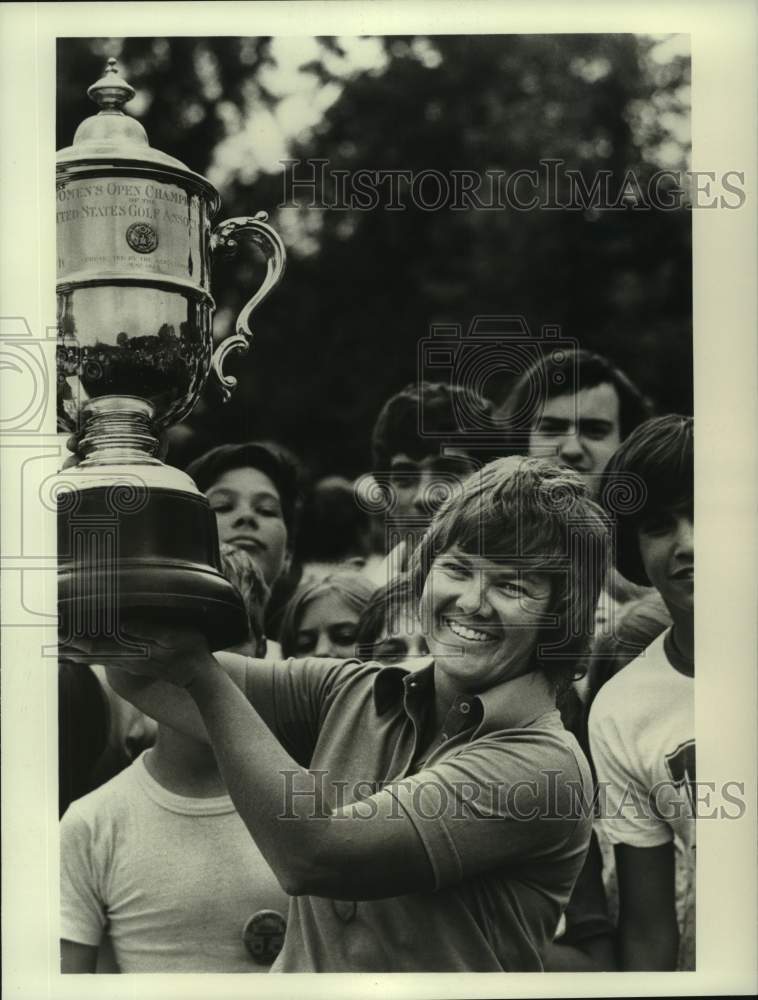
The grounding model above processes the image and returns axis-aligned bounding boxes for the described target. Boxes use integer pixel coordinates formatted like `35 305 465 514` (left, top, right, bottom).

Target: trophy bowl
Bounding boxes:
56 60 286 653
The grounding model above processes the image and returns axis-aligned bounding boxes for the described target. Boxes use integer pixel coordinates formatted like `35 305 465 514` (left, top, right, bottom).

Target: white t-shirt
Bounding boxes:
588 629 695 969
60 751 289 972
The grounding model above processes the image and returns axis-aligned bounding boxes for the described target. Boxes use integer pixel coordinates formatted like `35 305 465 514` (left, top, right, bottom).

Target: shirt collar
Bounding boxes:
372 660 557 731
475 669 557 732
663 627 694 677
373 660 435 714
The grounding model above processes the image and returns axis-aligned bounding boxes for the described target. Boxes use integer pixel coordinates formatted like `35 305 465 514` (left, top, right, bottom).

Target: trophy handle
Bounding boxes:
209 211 286 401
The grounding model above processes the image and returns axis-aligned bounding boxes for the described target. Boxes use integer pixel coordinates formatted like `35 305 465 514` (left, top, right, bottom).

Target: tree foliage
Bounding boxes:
57 34 692 478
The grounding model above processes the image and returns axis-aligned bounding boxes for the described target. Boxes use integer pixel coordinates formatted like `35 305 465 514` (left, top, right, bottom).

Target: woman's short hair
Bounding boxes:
598 415 693 585
408 456 610 691
185 440 305 543
279 571 377 658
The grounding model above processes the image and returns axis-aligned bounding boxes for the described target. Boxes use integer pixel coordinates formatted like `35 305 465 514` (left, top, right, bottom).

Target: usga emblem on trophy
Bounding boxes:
125 221 159 254
56 59 286 651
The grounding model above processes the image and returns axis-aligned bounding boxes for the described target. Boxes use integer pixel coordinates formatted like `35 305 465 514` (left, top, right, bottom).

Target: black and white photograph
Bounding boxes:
1 2 756 998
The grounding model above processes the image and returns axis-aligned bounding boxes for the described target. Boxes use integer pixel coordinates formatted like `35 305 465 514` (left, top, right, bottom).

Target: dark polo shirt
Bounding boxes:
243 657 593 972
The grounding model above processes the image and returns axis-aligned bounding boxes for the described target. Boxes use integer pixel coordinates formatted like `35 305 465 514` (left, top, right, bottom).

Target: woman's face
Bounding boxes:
419 544 552 694
294 592 362 659
206 466 289 587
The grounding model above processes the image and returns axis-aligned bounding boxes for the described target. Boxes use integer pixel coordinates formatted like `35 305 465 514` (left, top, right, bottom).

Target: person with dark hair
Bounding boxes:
501 348 653 494
543 591 670 973
75 456 610 972
589 415 695 971
279 572 376 659
547 588 672 970
185 440 303 590
185 440 306 644
370 380 495 578
355 574 429 668
503 348 655 621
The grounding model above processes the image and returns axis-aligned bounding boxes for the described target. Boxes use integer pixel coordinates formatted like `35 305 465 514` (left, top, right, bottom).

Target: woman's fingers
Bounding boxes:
61 649 152 677
121 616 207 652
61 435 80 470
60 633 151 664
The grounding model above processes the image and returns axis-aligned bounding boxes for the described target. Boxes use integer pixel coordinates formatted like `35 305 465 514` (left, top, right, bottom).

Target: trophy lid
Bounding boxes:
57 58 218 203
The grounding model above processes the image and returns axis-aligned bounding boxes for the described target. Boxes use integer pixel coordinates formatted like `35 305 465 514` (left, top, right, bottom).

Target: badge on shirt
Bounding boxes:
242 909 287 965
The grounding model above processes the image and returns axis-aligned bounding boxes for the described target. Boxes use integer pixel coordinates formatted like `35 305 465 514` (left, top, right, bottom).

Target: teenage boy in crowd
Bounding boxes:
589 415 695 970
369 381 496 581
502 348 652 494
60 549 290 973
506 349 655 970
60 442 304 973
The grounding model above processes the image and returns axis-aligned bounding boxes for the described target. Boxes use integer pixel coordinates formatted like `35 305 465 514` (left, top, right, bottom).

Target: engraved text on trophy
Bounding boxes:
57 177 207 286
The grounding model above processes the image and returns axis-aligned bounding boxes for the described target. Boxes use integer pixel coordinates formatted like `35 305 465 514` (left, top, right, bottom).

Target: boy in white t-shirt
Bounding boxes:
589 415 694 970
60 549 289 973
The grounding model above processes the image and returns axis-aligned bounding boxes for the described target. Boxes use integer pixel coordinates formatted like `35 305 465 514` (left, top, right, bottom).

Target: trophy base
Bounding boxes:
58 483 249 654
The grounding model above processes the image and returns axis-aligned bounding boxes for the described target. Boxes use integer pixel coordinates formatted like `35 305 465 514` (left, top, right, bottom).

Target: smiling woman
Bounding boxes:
95 456 610 972
420 547 552 693
410 455 611 692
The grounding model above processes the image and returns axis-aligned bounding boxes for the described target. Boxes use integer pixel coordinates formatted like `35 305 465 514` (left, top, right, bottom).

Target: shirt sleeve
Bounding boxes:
59 805 107 946
556 828 614 944
383 731 592 892
242 656 374 765
588 692 673 849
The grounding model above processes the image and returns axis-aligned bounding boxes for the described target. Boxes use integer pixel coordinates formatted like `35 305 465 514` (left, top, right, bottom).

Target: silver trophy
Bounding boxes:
56 59 286 649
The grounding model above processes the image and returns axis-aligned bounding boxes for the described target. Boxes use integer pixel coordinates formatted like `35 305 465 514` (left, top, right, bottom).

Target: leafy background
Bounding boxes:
57 34 692 479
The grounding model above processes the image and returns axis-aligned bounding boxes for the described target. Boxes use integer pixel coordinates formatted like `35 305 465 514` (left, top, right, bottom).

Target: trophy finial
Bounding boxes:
70 57 147 149
87 58 136 111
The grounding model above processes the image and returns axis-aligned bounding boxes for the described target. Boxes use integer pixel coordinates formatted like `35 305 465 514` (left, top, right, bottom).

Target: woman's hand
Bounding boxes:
65 618 215 689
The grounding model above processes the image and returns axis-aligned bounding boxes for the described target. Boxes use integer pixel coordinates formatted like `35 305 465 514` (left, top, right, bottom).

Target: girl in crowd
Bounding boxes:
279 572 376 659
355 573 430 667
